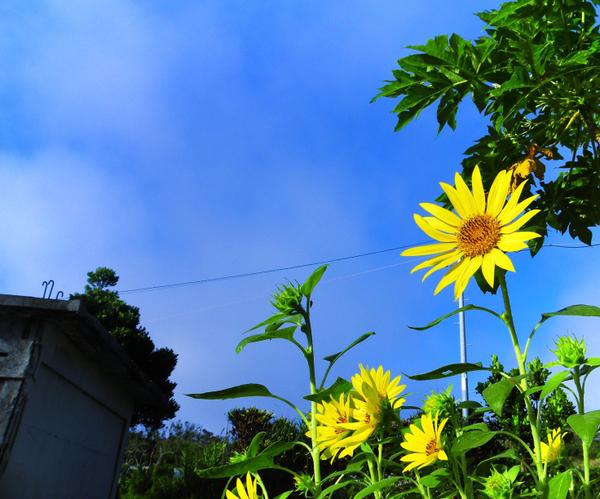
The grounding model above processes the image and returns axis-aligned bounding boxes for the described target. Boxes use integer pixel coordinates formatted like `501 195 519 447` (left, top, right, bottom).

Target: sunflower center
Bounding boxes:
425 439 440 456
457 214 501 257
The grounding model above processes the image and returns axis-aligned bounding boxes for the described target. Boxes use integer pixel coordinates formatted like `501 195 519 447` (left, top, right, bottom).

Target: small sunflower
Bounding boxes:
400 413 448 472
350 365 406 437
402 166 541 299
312 393 361 461
225 473 260 499
540 428 565 463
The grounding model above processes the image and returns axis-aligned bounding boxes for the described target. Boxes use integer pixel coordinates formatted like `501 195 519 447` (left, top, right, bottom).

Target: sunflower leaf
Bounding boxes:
483 378 515 416
451 429 496 456
409 305 502 331
236 326 298 354
567 410 600 446
547 471 572 499
353 477 400 499
300 265 328 297
540 305 600 324
405 362 488 381
305 377 352 403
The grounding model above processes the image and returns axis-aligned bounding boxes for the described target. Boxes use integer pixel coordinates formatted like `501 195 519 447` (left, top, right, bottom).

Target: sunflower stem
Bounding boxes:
367 457 382 499
255 473 269 499
498 274 545 491
572 368 591 499
302 298 322 496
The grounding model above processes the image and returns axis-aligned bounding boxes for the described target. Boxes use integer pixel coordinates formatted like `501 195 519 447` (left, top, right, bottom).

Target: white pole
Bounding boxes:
458 293 469 419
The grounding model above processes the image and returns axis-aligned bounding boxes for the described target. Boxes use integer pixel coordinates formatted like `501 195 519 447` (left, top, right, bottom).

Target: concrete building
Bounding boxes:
0 294 165 499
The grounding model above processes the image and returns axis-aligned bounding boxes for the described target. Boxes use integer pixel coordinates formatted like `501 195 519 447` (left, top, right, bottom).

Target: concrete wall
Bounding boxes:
0 318 134 499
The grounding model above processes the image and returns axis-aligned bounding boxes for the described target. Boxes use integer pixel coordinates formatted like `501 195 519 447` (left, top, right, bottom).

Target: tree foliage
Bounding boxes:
376 0 600 248
71 267 179 430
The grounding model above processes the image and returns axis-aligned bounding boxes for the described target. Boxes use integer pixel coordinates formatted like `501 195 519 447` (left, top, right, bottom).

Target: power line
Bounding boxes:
119 241 600 295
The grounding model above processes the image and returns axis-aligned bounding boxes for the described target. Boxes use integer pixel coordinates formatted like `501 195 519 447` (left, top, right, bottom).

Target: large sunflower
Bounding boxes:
402 166 541 299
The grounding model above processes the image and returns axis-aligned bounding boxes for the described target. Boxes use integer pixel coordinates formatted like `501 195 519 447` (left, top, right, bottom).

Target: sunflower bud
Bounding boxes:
482 467 516 499
552 335 586 368
271 282 303 314
422 387 456 419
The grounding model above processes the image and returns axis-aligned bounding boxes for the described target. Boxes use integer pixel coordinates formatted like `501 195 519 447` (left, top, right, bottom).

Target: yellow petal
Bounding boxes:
489 249 515 272
226 491 238 499
471 166 486 212
481 252 495 287
414 214 457 242
486 170 510 217
454 172 478 215
402 243 456 257
420 202 462 227
433 260 467 295
498 193 538 225
440 182 470 219
496 238 528 252
501 209 540 234
437 449 448 461
422 250 461 282
423 216 456 234
453 255 482 300
501 231 541 242
497 180 528 224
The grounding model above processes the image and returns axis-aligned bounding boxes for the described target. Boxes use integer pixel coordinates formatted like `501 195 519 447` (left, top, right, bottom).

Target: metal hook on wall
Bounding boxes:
41 280 65 300
42 280 54 299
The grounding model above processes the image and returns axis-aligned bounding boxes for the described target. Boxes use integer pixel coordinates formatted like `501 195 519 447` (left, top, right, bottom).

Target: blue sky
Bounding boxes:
0 0 598 434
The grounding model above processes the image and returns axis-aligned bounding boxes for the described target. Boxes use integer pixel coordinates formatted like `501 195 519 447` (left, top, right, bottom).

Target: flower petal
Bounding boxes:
481 252 496 287
453 255 482 299
486 170 510 217
454 172 478 215
471 166 486 213
414 214 457 242
501 209 540 234
420 202 462 227
441 182 470 219
402 243 456 257
433 260 468 296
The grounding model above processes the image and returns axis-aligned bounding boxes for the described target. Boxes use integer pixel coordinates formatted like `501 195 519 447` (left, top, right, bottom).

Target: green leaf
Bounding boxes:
316 480 357 499
245 313 302 333
405 362 487 381
474 448 519 473
451 430 496 456
274 492 293 499
457 401 483 410
409 305 501 331
323 332 375 363
418 468 450 488
247 431 266 458
305 377 352 403
236 326 297 353
300 265 327 297
540 370 570 399
540 305 600 324
483 378 515 416
462 422 489 432
354 477 400 499
586 357 600 367
195 441 296 478
187 383 281 402
547 471 572 499
567 410 600 446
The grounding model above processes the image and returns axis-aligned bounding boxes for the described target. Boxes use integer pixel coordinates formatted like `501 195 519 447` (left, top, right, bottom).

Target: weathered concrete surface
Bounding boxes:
0 295 165 499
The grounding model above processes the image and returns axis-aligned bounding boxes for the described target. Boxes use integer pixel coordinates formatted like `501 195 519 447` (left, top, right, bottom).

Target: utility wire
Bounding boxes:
119 241 600 295
119 242 426 294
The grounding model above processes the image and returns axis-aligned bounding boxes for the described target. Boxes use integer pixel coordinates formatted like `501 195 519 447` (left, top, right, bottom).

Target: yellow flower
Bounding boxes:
541 428 565 463
312 393 361 461
400 413 448 472
351 365 406 436
225 473 259 499
402 166 541 299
